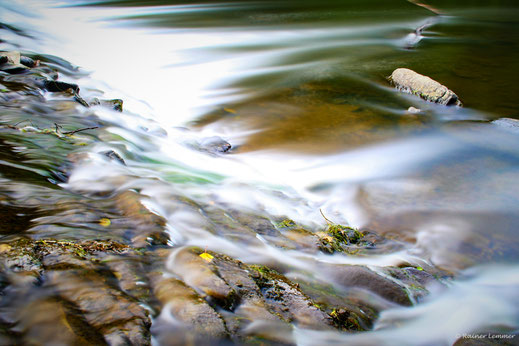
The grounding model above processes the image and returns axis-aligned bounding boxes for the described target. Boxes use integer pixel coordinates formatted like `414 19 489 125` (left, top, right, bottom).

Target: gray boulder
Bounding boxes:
390 68 462 106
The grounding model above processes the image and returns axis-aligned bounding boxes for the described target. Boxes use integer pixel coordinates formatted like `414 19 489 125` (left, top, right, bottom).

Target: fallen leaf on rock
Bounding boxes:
99 218 111 227
199 252 214 262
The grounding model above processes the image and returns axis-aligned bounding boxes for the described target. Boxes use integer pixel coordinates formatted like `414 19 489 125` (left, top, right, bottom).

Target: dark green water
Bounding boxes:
78 0 519 118
64 0 519 153
1 0 519 344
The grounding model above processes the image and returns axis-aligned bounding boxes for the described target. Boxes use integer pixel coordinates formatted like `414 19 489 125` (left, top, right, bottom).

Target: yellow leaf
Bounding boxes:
99 218 111 227
224 108 236 114
0 244 11 253
199 252 214 262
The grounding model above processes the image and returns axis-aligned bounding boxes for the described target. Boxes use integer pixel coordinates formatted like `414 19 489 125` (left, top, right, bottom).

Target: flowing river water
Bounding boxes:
1 0 519 345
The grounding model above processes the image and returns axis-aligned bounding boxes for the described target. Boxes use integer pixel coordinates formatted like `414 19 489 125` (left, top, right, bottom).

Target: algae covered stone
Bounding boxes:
389 68 462 106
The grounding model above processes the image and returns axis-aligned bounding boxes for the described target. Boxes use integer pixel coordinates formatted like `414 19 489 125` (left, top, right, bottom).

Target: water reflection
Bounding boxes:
1 0 519 344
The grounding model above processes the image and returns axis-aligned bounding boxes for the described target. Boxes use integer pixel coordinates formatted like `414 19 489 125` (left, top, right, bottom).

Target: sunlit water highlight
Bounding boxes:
1 0 519 344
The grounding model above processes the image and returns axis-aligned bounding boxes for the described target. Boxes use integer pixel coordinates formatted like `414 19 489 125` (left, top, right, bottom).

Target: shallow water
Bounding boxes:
1 0 519 344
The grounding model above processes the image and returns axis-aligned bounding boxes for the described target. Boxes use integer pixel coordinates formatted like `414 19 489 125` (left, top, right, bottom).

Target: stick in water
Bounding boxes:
62 126 99 135
407 0 442 15
319 208 334 225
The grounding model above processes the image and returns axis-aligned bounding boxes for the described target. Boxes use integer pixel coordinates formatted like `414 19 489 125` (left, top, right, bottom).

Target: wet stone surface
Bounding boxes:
161 246 448 342
199 136 232 154
390 68 462 106
0 236 448 344
276 217 402 256
0 239 151 345
0 44 453 344
329 265 413 306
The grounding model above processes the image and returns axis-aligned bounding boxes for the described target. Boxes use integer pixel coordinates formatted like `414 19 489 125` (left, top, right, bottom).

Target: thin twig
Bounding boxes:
407 0 442 15
13 119 30 127
62 126 99 135
73 92 90 108
319 208 334 225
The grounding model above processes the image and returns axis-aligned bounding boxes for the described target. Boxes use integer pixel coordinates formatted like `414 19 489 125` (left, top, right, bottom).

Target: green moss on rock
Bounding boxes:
317 223 370 254
276 219 297 228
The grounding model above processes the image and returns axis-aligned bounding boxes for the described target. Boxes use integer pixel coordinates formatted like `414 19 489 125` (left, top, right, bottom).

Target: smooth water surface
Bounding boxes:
1 0 519 344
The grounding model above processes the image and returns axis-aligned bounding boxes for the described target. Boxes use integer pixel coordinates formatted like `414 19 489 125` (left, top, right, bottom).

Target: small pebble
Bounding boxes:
200 136 231 153
407 106 421 114
101 150 126 165
20 56 36 68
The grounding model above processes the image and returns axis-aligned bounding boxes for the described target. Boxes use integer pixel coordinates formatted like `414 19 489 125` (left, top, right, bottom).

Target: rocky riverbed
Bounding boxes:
0 48 457 344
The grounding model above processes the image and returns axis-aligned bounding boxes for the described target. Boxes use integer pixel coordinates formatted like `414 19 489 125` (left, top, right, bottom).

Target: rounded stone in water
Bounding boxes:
0 51 29 74
390 68 462 106
199 136 231 153
491 118 519 133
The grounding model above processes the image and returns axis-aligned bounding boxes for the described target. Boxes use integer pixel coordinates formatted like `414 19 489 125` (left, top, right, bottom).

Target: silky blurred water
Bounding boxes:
1 0 519 344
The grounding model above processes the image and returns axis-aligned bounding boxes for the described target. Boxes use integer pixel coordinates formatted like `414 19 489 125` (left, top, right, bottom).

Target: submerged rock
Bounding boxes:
1 50 122 111
47 269 151 345
402 17 440 49
0 236 445 344
170 248 239 310
275 218 401 256
165 246 369 340
329 265 413 306
389 68 462 106
0 51 29 74
317 222 371 254
114 190 169 247
150 275 229 339
407 106 421 114
90 97 124 112
101 150 126 165
41 79 80 93
292 274 378 331
491 118 519 133
385 266 446 303
20 56 37 68
248 264 334 330
0 44 457 344
18 298 106 346
199 136 232 154
0 239 151 345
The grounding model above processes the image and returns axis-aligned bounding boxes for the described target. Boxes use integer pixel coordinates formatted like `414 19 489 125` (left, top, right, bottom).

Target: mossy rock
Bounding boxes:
291 273 378 331
167 247 370 335
0 238 151 345
327 264 413 306
169 247 239 311
275 217 377 255
317 223 374 255
276 219 297 229
247 264 334 330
